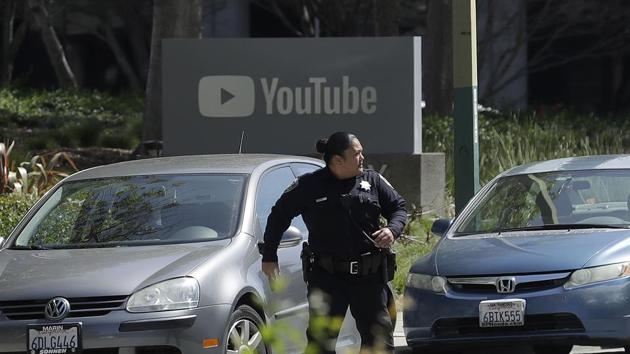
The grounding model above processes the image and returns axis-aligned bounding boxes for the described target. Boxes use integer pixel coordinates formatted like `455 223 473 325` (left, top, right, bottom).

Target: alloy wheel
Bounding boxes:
226 318 265 354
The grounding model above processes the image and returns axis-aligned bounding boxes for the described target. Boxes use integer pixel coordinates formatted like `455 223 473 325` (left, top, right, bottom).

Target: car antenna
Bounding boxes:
238 131 245 154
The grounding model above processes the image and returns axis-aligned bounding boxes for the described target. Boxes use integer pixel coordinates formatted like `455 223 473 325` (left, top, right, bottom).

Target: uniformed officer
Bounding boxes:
260 132 407 354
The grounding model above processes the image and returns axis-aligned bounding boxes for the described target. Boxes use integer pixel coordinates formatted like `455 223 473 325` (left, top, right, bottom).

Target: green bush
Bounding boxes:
392 214 438 295
424 111 630 195
0 194 36 237
0 88 143 151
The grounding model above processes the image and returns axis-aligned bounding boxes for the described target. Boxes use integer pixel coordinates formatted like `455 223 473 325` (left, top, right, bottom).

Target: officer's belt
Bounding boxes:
315 251 384 276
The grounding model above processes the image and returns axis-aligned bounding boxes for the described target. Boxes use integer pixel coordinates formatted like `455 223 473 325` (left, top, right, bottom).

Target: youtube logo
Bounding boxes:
198 76 255 117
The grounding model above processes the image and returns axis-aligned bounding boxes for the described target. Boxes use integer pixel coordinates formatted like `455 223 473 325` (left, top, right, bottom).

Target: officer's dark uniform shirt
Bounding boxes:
261 167 407 262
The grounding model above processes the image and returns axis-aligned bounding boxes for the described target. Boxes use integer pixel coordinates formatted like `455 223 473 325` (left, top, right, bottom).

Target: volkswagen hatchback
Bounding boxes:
0 154 359 354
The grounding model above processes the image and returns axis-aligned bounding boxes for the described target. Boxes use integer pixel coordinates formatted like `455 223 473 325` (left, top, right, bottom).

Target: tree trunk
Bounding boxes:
424 0 453 116
373 0 399 36
202 0 250 37
117 0 150 83
0 0 25 85
0 0 14 84
103 23 141 91
143 0 201 143
27 0 77 89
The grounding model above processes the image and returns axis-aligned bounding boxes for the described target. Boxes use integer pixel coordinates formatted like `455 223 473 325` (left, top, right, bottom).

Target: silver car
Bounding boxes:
0 154 359 354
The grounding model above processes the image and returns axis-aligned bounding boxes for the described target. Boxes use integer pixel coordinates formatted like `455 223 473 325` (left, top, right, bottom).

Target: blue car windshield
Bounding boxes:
455 169 630 235
13 174 246 248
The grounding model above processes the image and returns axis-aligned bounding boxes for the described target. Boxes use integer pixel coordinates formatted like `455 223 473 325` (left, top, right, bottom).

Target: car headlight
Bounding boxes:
406 273 446 293
127 277 200 313
564 262 630 289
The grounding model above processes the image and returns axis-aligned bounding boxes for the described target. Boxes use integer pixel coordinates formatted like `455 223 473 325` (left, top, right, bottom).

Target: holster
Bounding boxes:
300 242 315 283
382 249 397 282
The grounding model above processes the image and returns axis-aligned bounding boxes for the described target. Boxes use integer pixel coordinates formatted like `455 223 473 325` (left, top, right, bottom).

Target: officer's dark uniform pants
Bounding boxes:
306 266 394 354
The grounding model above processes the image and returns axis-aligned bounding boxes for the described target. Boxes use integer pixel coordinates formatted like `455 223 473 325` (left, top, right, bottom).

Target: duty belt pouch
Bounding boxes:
384 249 397 282
300 242 314 283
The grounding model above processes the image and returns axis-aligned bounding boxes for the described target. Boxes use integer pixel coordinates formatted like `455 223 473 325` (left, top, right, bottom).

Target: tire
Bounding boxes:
226 305 268 354
532 344 573 354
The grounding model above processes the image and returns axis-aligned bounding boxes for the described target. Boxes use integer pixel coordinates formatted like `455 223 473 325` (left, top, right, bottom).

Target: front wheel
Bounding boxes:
532 344 572 354
226 305 267 354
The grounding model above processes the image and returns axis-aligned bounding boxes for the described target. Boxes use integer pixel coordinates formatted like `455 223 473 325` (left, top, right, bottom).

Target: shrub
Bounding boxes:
0 193 36 237
0 88 143 151
1 140 78 197
424 111 630 196
392 210 439 295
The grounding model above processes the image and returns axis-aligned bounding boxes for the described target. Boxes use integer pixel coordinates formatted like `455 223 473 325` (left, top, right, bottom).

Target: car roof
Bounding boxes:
504 154 630 176
65 154 323 181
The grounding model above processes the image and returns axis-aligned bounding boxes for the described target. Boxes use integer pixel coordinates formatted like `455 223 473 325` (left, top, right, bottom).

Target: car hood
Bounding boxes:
435 229 630 276
0 240 230 300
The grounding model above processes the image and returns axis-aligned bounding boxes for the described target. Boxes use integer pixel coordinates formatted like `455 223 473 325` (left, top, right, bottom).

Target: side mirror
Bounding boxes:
0 237 5 248
431 219 453 238
279 226 303 248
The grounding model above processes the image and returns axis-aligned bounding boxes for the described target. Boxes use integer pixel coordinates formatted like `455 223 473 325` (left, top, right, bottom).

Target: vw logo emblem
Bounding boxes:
44 297 71 320
495 277 517 294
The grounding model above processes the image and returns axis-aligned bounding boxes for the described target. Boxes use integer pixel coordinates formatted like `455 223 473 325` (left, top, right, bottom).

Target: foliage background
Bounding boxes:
0 193 35 237
2 90 630 295
0 89 142 154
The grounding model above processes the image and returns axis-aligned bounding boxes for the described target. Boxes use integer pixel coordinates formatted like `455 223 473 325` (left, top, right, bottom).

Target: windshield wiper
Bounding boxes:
10 245 51 250
452 223 630 237
495 224 630 233
59 243 130 249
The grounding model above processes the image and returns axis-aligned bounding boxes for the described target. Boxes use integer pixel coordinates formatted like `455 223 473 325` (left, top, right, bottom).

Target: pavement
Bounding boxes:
392 312 625 354
393 311 407 349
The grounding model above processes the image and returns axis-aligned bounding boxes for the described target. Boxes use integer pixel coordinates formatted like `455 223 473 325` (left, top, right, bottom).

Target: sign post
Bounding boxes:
453 0 480 214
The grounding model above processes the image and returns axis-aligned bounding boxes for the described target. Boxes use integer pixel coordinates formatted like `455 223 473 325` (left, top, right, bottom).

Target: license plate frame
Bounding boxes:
27 323 82 354
479 299 526 328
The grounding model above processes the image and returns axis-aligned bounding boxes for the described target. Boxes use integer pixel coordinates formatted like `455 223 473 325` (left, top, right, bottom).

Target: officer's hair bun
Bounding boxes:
316 138 328 153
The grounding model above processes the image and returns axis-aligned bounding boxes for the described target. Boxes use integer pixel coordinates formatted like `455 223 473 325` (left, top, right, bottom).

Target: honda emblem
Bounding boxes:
495 277 517 293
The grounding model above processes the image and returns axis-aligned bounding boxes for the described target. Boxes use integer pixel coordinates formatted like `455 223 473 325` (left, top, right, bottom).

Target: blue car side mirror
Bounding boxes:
431 219 453 238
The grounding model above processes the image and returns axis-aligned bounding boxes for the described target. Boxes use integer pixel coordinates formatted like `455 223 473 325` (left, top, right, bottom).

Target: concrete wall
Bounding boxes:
364 153 445 216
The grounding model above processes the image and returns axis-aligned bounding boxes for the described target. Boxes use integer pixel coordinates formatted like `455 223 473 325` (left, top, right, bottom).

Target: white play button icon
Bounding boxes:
198 76 255 117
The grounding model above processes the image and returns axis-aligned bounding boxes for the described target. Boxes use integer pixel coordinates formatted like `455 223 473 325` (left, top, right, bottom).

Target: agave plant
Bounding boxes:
0 141 78 196
0 141 15 193
12 152 79 196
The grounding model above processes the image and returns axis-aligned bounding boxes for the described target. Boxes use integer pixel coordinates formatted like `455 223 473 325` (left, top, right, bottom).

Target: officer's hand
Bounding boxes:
372 227 395 248
262 261 280 281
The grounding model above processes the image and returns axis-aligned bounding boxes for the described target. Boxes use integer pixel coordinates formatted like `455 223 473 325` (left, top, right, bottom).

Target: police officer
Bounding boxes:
260 132 407 354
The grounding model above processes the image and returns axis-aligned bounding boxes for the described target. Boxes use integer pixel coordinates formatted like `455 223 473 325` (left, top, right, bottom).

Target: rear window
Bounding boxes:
13 174 246 248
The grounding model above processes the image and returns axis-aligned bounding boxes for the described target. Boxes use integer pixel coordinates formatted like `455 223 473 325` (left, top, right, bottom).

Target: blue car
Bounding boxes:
404 155 630 354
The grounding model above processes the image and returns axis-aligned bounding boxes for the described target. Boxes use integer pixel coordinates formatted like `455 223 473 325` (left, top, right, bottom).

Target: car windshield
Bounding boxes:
12 174 246 248
455 169 630 236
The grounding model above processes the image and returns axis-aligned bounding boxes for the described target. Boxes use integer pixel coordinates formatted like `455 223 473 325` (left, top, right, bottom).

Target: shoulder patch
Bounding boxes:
283 178 299 194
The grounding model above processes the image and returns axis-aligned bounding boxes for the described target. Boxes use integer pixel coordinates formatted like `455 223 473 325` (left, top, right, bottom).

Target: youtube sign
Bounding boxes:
198 75 255 117
164 37 422 155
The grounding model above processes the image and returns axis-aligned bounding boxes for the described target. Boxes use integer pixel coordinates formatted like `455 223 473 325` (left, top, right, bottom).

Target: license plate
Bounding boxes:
27 323 82 354
479 299 525 328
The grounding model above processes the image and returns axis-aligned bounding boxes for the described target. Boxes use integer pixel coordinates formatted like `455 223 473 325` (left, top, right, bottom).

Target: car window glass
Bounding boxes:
14 174 246 248
288 164 320 234
456 170 630 235
292 163 319 177
256 167 307 236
